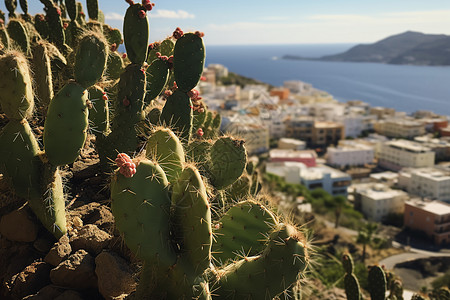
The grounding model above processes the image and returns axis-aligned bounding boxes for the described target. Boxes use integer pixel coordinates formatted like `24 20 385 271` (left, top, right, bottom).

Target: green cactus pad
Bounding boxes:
145 58 169 104
106 51 124 80
34 14 49 40
5 0 17 18
212 200 277 264
186 140 212 166
160 89 193 141
215 223 308 299
29 164 67 239
32 41 54 113
0 51 34 120
76 2 86 26
7 19 30 55
104 26 123 46
226 173 251 201
173 33 205 92
65 0 78 21
145 128 185 184
207 136 247 189
0 119 42 200
146 106 161 126
342 253 354 274
45 3 65 49
19 0 27 14
65 20 83 49
74 32 108 88
344 273 361 300
0 24 11 49
160 39 175 56
43 82 89 166
111 158 176 266
368 265 387 300
172 166 212 277
86 0 98 20
123 3 148 65
192 108 206 131
88 85 109 134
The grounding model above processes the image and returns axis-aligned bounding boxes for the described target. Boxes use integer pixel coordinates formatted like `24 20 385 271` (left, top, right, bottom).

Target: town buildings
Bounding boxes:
404 200 450 245
378 140 435 171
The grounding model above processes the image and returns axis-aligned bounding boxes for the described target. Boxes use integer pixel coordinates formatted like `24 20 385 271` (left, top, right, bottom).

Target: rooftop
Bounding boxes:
406 200 450 216
301 164 350 180
387 140 432 153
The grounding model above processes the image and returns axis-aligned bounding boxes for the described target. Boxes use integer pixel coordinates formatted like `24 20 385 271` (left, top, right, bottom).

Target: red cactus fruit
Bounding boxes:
142 0 154 11
138 10 146 18
122 53 127 59
119 161 137 178
173 27 183 39
115 153 132 167
102 93 108 101
195 31 205 38
110 43 117 51
164 90 173 97
197 128 204 137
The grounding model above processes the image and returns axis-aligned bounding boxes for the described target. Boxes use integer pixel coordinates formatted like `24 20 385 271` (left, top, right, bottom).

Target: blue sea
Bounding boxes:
205 44 450 116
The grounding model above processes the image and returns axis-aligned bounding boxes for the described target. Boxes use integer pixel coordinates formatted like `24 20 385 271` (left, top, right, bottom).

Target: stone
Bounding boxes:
70 224 112 255
95 251 136 299
72 216 83 229
23 285 65 299
54 290 84 300
45 235 72 267
0 205 38 242
33 237 54 253
50 249 97 289
69 202 114 232
11 261 52 299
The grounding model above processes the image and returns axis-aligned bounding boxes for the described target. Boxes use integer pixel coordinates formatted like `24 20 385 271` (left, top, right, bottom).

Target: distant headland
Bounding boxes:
283 31 450 66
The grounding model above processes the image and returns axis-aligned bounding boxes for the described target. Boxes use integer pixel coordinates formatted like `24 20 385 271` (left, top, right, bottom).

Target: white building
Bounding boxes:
398 168 450 202
353 183 408 222
378 140 435 171
299 165 352 196
374 118 426 138
207 64 229 79
326 143 374 168
278 138 306 150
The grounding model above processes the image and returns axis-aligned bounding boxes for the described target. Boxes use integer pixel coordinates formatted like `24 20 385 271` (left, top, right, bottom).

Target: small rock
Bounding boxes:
45 235 72 267
54 290 84 300
50 249 97 289
0 206 38 242
11 261 52 299
69 202 114 232
23 285 65 299
72 216 83 229
33 237 54 253
70 224 112 255
95 251 136 299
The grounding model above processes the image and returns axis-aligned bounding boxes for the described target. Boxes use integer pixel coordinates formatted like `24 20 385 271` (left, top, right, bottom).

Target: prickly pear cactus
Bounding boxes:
368 265 387 300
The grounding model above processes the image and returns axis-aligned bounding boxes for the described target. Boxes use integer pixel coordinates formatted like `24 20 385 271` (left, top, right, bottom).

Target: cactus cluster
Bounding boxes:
0 0 109 239
0 0 311 298
111 130 309 298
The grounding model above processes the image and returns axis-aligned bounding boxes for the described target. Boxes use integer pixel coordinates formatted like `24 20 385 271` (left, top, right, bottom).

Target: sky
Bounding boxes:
2 0 450 45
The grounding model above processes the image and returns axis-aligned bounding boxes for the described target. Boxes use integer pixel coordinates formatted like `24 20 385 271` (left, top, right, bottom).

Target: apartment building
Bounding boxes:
404 200 450 245
269 149 317 167
353 183 407 222
378 140 435 171
278 138 306 150
326 143 374 168
297 165 352 196
398 168 450 202
284 116 314 143
374 118 426 139
312 121 345 147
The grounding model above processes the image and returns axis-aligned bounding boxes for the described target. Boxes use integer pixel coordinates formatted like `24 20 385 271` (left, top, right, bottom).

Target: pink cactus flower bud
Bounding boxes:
138 10 146 18
119 161 137 178
173 81 178 89
102 93 108 101
123 97 130 107
164 90 172 97
110 43 117 51
122 53 127 59
173 27 183 39
115 153 132 168
142 0 154 11
197 128 204 137
155 52 162 57
195 31 205 38
56 8 61 16
63 22 68 29
188 89 199 100
200 76 207 81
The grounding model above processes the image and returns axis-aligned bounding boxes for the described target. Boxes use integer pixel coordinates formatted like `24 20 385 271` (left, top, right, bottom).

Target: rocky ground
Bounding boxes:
0 134 140 299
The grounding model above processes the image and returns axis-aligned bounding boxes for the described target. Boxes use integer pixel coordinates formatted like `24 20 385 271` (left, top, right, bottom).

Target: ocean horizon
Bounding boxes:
205 44 450 116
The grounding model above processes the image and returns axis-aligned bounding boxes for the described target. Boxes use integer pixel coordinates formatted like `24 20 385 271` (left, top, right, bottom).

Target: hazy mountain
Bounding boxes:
283 31 450 66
